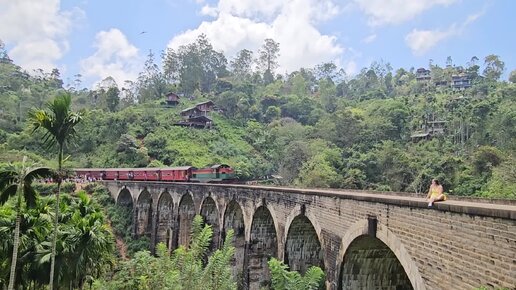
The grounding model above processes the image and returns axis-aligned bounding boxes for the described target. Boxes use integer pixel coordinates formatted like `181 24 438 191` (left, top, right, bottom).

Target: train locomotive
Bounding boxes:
75 164 236 183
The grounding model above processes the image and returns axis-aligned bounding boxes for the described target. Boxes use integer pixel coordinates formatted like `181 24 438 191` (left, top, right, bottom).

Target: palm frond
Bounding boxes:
25 167 53 184
0 184 17 205
0 170 17 191
29 92 84 151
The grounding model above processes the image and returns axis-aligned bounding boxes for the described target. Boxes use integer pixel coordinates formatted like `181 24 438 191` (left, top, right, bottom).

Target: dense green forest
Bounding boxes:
0 35 514 198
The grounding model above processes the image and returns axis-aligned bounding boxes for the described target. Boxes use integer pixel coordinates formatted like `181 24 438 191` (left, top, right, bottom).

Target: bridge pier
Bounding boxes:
104 181 516 290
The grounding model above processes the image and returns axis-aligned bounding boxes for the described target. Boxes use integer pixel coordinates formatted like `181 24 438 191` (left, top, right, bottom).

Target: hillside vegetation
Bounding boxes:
0 36 514 198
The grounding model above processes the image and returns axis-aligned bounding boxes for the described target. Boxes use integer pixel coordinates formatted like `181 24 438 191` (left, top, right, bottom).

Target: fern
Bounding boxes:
268 258 325 290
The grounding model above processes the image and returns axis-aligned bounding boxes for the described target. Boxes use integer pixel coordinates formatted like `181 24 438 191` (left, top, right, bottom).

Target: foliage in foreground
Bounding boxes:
267 258 325 290
0 190 115 289
0 157 53 290
93 215 236 290
87 183 149 256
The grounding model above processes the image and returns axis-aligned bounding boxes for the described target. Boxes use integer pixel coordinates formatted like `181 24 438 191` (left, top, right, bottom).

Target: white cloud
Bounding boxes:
0 0 83 72
405 29 453 56
354 0 457 26
362 34 377 43
405 11 484 55
169 0 344 73
80 29 144 87
344 60 358 76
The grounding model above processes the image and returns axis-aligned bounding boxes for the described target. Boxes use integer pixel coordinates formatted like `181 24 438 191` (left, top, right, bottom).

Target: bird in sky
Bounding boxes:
139 31 147 35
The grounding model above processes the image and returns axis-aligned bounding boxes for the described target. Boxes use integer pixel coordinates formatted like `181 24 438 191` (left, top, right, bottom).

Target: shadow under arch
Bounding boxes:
156 191 174 249
337 220 426 290
248 205 279 290
177 192 195 247
245 202 280 243
284 214 324 275
116 187 133 208
200 196 220 250
136 189 153 237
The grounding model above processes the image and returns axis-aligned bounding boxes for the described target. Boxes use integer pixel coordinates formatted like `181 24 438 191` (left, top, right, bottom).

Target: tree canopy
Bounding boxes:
0 36 514 199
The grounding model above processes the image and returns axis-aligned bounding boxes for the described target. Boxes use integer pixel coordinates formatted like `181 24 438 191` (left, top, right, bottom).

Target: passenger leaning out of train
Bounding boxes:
427 179 447 207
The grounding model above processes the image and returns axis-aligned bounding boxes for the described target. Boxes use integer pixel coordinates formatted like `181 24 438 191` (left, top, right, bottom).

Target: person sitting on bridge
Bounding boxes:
427 179 447 207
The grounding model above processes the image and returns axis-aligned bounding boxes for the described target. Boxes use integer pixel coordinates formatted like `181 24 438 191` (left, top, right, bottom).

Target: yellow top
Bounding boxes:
430 186 447 200
430 187 440 198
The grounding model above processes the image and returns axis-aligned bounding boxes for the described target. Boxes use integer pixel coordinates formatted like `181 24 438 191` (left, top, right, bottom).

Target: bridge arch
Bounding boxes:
284 205 324 274
156 191 174 248
248 204 279 290
177 192 196 247
136 189 153 237
246 202 280 242
337 220 426 290
223 200 246 286
200 196 221 250
116 187 134 207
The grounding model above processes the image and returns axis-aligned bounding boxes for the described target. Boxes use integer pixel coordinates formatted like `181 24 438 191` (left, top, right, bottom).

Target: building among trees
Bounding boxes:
416 68 431 82
175 100 215 129
165 92 181 106
451 74 472 90
411 116 447 142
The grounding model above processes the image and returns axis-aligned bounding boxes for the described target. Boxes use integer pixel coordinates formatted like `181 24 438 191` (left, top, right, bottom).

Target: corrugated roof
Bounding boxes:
181 107 200 113
166 92 180 97
410 133 430 138
210 164 229 169
195 100 214 106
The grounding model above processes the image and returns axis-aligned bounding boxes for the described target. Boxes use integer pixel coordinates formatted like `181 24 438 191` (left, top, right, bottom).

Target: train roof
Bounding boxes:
210 164 231 169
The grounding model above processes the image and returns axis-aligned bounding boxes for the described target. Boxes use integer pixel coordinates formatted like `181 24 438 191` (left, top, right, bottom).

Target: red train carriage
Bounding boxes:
75 169 90 179
74 164 235 183
104 169 118 180
160 166 195 182
131 168 160 181
116 169 132 180
75 168 104 180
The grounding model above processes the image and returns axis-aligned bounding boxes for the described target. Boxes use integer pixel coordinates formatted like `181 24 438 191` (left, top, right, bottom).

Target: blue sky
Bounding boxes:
1 0 514 88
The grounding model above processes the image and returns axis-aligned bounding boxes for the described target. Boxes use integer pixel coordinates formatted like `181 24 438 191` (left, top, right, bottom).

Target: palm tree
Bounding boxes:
29 92 84 289
63 192 114 289
0 156 52 290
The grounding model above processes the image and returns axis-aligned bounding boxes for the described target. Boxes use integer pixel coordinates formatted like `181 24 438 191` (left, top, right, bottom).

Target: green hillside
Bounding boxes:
0 37 514 198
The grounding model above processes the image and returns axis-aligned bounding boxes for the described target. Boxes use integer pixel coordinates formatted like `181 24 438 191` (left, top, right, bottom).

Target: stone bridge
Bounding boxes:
103 181 516 290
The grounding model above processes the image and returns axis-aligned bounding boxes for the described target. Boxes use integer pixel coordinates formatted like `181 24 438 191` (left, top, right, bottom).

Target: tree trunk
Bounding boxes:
49 181 61 290
7 189 22 290
49 146 63 290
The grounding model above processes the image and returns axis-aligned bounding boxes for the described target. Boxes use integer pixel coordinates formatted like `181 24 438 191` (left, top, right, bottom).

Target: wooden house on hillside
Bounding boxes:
416 68 431 82
451 74 472 90
180 107 203 118
165 92 181 106
195 100 214 112
174 100 215 129
411 117 447 142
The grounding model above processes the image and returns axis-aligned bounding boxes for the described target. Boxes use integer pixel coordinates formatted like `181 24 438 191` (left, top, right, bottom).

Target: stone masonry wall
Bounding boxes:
223 200 246 287
105 182 516 290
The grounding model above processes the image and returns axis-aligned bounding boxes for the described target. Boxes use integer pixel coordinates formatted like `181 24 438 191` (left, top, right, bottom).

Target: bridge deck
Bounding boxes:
236 184 516 219
110 181 516 220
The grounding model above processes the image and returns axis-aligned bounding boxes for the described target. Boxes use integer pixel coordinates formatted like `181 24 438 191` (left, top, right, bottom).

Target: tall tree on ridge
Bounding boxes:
483 54 505 81
257 38 280 85
29 93 84 290
230 49 254 81
137 50 168 103
0 156 52 290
